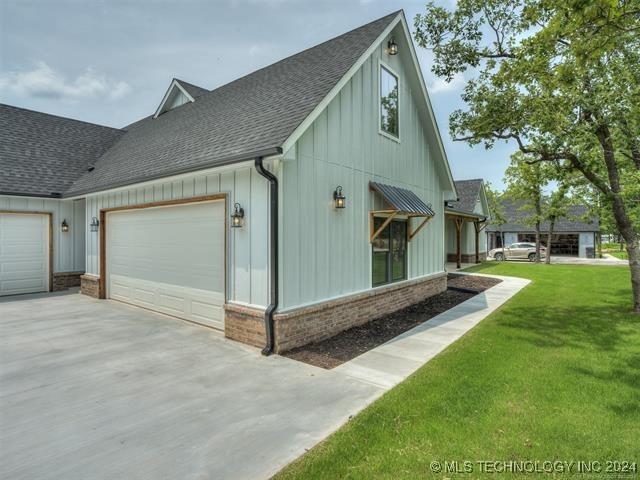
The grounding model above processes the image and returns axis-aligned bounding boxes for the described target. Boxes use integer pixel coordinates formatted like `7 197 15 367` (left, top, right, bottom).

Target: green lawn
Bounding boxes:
608 250 629 260
276 263 640 479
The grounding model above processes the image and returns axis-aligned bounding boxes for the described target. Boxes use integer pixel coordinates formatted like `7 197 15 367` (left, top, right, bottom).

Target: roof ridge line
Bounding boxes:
191 10 402 102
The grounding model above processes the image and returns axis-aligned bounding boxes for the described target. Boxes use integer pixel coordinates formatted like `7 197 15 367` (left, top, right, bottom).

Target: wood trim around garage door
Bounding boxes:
0 210 54 293
98 194 228 300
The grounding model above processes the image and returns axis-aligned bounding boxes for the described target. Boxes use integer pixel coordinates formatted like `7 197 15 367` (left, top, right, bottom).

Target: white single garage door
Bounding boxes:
0 213 50 296
106 200 226 329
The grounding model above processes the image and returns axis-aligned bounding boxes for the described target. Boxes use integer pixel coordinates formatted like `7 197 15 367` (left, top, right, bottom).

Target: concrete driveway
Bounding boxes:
0 291 382 480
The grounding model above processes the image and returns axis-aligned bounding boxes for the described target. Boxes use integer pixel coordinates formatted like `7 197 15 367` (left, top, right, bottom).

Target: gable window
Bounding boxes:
372 217 407 287
380 64 399 139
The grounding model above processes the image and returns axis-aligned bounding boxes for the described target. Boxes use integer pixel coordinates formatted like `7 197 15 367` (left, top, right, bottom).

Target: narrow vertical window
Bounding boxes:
380 65 399 138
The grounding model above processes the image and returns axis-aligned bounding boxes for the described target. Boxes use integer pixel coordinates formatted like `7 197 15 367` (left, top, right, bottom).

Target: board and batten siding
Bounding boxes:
83 163 270 308
279 37 447 311
0 195 85 273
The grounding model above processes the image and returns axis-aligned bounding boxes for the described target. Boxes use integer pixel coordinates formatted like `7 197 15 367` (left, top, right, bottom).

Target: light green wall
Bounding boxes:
83 163 271 308
279 29 449 310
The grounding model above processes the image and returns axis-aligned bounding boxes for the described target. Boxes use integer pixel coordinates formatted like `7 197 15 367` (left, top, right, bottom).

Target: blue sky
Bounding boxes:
0 0 515 189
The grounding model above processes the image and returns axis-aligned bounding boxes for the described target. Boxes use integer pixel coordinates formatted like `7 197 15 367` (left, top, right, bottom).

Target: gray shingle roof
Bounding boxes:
0 104 124 197
65 10 400 196
486 199 599 232
175 79 209 98
447 179 484 214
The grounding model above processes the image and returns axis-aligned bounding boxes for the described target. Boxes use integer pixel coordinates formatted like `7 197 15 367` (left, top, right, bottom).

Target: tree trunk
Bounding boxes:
611 196 640 313
545 218 555 264
535 220 541 263
594 120 640 312
625 240 640 313
534 189 542 263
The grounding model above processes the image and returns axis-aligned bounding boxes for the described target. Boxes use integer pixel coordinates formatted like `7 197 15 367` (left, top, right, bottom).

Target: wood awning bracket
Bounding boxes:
474 220 488 233
408 216 432 241
369 210 433 243
369 211 398 242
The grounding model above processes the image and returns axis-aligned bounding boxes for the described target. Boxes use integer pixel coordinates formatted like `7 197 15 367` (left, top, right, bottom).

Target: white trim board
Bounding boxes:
378 59 401 143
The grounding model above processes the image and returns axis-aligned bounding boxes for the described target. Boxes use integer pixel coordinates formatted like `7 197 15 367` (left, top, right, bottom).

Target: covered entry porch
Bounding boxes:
445 209 487 269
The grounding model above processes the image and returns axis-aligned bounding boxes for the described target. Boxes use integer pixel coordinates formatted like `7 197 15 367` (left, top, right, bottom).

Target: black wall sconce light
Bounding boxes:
387 38 398 55
333 186 346 209
89 216 100 232
231 203 245 228
61 219 69 233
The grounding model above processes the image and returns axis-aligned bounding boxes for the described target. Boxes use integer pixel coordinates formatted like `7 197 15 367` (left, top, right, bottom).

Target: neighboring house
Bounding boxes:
444 179 490 267
486 199 599 258
0 10 457 354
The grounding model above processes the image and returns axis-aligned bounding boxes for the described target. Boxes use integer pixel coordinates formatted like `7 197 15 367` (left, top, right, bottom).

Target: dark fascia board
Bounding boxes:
63 147 283 198
0 190 64 199
445 207 486 220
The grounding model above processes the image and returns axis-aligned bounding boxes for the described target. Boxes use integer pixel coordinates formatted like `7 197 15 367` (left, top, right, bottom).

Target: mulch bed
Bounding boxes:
282 274 502 369
447 273 503 292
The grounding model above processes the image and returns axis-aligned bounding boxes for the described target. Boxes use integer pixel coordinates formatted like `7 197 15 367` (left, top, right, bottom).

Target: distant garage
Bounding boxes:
486 200 599 259
517 233 580 256
104 199 226 329
0 212 51 296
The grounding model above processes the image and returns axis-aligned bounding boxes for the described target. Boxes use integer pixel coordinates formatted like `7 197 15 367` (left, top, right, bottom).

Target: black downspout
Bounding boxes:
254 155 279 356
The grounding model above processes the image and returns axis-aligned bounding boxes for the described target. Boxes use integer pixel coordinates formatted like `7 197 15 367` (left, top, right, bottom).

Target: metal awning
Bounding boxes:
369 181 435 242
369 181 435 216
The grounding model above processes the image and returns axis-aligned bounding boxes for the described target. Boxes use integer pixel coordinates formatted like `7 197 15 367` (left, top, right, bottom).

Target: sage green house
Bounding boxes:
0 10 457 354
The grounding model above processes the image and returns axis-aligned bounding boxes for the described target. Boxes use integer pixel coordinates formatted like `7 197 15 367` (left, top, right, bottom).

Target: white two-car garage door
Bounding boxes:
106 200 226 329
0 213 50 296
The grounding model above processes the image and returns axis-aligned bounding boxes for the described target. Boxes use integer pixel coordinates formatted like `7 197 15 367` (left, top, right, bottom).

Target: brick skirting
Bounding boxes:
224 304 266 348
447 252 487 264
80 274 100 298
52 271 83 291
224 273 447 353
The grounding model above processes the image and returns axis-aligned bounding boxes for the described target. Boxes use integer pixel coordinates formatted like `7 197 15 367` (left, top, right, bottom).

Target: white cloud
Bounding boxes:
428 72 465 94
0 61 131 100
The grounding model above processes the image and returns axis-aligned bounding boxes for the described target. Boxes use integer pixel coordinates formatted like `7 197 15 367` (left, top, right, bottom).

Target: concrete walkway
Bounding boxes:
334 274 530 388
551 254 627 265
445 261 476 272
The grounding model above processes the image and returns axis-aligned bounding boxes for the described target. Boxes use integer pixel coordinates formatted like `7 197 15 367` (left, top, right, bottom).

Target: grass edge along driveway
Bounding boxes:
275 263 640 479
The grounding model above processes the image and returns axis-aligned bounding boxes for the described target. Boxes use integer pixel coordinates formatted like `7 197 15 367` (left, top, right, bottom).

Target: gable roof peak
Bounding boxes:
154 78 207 118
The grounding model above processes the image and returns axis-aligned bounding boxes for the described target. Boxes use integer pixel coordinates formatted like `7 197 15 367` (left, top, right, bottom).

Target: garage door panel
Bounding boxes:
107 201 225 329
1 260 45 274
0 214 49 296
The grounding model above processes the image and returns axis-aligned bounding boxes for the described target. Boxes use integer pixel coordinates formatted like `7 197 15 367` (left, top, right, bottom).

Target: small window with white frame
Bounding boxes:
379 64 399 139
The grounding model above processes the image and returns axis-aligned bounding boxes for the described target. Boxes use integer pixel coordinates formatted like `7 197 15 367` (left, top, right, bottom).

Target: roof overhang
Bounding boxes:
370 181 435 216
445 208 486 221
64 147 283 199
369 181 435 242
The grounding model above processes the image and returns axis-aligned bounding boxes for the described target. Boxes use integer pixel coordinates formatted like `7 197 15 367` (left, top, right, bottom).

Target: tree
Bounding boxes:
544 181 571 263
414 0 640 312
504 153 550 262
485 182 507 251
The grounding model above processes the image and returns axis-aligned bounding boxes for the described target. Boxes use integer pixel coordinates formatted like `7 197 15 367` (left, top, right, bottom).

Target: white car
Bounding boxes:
489 242 547 262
